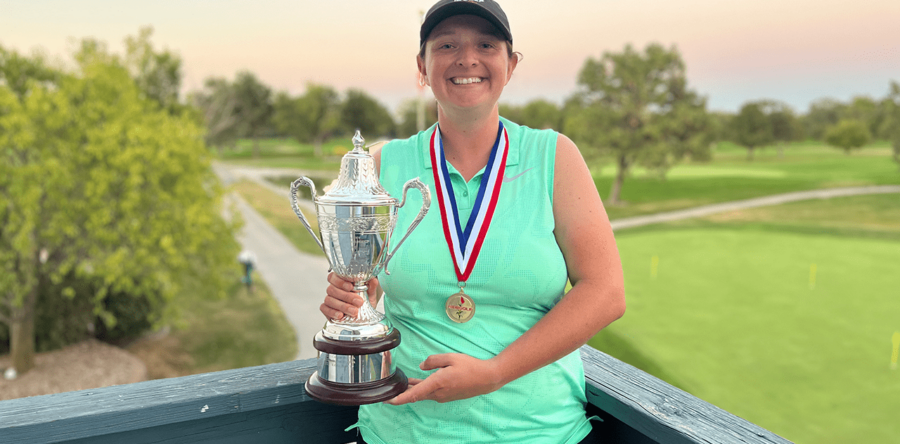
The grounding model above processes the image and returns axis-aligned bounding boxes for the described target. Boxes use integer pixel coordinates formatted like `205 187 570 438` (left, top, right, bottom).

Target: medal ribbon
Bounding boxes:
429 122 509 282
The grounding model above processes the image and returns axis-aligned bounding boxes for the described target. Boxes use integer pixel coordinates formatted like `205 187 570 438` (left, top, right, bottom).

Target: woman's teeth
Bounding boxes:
453 78 482 84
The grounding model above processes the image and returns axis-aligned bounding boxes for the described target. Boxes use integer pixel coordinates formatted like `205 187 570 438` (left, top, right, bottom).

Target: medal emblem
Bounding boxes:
445 291 475 323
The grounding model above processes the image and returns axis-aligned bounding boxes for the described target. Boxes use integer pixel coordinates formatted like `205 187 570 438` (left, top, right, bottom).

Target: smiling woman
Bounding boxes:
318 1 625 444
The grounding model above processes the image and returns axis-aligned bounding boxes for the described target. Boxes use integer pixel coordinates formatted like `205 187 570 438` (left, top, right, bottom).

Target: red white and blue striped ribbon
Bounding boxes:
429 122 509 283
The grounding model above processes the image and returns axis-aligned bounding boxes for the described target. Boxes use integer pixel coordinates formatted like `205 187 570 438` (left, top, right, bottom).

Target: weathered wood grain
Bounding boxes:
580 346 792 444
0 358 359 444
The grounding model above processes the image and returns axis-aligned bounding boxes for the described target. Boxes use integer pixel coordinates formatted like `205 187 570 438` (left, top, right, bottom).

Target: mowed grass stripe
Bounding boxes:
604 228 900 444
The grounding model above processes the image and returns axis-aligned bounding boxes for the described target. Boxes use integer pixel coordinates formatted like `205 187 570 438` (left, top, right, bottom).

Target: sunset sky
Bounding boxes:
1 0 898 114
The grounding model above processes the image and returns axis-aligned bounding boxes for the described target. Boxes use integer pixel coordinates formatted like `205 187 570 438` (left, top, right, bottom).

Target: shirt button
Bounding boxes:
463 190 469 196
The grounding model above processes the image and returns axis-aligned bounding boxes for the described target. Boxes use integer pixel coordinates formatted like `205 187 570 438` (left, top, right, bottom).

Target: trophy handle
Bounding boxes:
382 178 431 275
290 177 330 266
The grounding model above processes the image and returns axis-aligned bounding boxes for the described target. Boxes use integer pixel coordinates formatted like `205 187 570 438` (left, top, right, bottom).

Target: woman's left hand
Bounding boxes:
385 353 506 405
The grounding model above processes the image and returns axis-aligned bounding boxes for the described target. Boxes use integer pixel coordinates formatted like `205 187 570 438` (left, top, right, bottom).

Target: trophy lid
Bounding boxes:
317 130 396 206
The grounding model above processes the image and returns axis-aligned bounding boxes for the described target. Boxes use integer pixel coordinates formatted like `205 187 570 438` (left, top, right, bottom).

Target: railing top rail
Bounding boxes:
0 346 790 444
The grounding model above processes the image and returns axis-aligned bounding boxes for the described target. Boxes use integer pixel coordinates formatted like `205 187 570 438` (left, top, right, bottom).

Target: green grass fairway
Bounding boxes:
216 137 357 171
595 143 900 220
594 227 900 443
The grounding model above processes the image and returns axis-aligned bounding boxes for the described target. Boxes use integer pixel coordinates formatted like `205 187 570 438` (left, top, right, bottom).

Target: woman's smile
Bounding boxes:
451 77 484 85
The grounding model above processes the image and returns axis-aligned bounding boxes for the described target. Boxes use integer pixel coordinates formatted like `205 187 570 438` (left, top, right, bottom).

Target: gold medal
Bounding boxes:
445 290 475 323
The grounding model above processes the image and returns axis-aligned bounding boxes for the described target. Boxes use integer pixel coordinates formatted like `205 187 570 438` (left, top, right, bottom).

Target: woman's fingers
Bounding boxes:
321 293 360 318
327 272 356 293
320 272 365 320
367 277 380 306
319 302 345 321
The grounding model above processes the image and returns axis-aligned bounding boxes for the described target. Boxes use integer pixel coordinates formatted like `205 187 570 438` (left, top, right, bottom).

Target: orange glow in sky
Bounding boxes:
1 0 897 113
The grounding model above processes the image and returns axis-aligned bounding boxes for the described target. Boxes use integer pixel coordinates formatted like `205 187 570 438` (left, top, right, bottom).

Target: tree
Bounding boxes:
124 27 183 114
232 71 273 158
0 46 60 99
804 98 846 140
340 89 395 139
886 81 900 168
520 99 563 130
498 103 524 125
271 83 342 157
731 102 774 160
0 48 239 374
844 96 882 137
708 111 735 145
763 101 802 158
396 98 437 138
565 43 711 205
824 120 871 154
190 77 243 150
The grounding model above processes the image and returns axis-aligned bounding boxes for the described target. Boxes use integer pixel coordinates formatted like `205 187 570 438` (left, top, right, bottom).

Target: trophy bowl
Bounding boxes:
291 130 430 406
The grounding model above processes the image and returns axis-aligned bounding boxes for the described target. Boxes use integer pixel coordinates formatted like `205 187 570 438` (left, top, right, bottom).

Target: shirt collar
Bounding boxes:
421 118 520 170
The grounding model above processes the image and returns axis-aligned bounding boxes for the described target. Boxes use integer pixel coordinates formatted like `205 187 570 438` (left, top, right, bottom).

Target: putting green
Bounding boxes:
601 228 900 444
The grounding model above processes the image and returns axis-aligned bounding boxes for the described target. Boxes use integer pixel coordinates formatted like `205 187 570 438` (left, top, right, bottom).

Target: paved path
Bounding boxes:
215 164 330 360
610 185 900 230
216 163 900 359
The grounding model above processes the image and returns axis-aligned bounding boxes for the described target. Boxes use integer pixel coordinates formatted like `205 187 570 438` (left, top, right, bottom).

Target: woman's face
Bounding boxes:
417 15 517 114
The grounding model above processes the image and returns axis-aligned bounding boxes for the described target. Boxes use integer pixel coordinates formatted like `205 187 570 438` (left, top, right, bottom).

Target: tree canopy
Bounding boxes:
824 120 871 154
340 89 395 139
0 42 239 374
124 27 183 114
565 43 711 204
732 102 774 160
272 83 342 156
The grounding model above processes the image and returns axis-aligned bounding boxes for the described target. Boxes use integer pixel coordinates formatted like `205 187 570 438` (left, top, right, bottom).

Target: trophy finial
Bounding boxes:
352 130 365 152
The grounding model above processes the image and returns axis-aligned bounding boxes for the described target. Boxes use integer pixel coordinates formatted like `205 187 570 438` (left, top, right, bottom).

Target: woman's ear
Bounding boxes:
505 52 519 85
416 55 429 87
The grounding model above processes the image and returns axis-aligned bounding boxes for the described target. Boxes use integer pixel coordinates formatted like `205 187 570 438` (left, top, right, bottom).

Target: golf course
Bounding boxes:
225 138 899 443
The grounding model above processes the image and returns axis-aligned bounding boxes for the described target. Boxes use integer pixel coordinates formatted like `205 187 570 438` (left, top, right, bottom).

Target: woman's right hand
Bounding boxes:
320 273 380 321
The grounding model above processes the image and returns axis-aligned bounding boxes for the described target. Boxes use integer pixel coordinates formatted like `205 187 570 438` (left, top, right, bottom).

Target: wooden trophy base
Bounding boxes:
305 369 408 406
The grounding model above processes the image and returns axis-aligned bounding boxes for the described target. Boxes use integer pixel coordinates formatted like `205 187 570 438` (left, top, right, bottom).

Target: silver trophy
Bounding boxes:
291 130 430 405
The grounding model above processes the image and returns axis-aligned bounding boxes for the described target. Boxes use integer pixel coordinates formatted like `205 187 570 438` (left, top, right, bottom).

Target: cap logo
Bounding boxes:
453 0 485 2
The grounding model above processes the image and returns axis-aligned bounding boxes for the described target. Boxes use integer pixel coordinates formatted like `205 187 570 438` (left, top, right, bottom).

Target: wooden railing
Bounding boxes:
0 346 790 443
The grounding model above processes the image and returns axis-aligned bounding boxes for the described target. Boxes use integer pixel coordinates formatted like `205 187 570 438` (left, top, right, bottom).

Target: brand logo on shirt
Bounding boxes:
502 167 534 183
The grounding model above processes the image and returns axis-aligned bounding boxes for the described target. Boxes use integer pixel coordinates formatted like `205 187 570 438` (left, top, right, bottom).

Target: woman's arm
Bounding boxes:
387 133 625 404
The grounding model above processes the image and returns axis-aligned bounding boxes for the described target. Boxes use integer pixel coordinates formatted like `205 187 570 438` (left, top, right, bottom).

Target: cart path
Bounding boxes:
609 185 900 230
215 165 329 360
215 164 900 359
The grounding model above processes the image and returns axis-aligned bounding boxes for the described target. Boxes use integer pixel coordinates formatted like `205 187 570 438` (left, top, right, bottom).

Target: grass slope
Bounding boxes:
599 194 900 443
232 180 326 257
128 279 297 379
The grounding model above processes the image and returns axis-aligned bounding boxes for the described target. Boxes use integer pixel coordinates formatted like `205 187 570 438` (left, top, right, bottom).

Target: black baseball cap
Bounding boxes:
420 0 512 46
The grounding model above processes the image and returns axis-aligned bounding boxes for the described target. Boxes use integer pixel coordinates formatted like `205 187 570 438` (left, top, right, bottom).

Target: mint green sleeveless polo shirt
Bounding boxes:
357 118 592 444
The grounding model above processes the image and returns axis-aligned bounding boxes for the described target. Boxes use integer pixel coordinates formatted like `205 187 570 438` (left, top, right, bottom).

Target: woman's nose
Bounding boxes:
456 45 478 67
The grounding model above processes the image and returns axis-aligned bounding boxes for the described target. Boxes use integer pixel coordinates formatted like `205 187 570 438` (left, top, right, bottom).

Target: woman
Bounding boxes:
321 1 625 442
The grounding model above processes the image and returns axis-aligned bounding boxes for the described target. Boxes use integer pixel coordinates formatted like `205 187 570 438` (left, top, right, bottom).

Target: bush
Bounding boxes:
824 120 871 154
1 274 157 354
